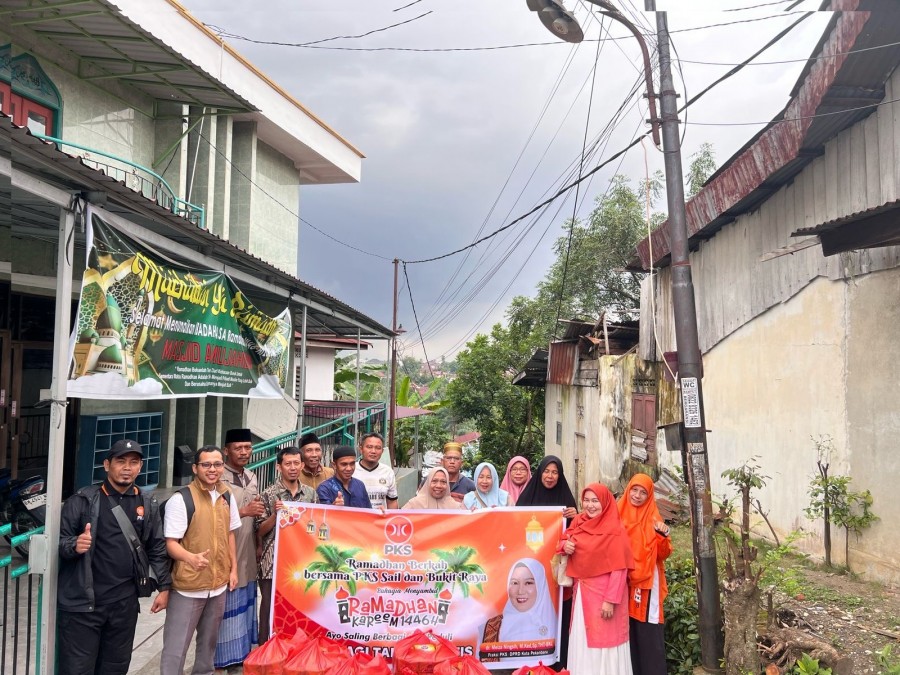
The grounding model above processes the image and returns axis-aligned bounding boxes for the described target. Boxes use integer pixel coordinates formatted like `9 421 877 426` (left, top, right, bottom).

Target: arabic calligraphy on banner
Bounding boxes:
272 505 565 670
67 207 292 399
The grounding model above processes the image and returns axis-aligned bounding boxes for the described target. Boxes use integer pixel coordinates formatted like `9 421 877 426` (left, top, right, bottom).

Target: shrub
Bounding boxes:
664 555 702 674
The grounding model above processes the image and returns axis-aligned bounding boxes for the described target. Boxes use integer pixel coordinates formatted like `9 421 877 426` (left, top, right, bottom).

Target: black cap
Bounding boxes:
332 446 357 461
224 428 252 445
107 439 143 460
298 432 320 449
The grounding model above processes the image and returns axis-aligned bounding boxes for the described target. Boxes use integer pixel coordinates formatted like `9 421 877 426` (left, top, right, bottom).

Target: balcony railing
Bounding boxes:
32 134 206 229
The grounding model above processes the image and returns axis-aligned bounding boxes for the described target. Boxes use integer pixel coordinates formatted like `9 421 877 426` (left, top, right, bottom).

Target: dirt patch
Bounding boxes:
762 558 900 673
671 525 900 673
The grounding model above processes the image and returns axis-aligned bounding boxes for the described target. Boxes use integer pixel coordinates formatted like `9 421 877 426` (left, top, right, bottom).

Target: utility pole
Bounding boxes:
651 4 725 670
387 258 399 467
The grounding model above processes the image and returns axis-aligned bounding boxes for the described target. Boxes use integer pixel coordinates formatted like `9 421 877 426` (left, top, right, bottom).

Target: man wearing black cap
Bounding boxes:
316 446 372 508
57 439 171 675
216 428 264 670
297 431 334 492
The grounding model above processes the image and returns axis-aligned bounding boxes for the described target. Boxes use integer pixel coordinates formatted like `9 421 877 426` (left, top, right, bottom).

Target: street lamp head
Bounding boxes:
526 0 584 44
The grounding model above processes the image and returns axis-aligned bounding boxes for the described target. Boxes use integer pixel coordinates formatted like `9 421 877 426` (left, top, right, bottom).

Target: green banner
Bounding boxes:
68 208 292 399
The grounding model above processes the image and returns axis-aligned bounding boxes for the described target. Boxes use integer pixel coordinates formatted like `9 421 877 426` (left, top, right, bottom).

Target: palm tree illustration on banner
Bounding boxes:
429 545 486 598
304 544 362 596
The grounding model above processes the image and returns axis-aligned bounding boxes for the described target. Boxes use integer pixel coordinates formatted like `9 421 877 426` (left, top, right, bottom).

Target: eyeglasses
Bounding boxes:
443 456 462 462
198 461 225 469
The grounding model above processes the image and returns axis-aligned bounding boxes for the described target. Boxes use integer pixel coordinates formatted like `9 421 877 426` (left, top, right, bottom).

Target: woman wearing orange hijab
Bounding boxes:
559 483 634 674
617 473 672 675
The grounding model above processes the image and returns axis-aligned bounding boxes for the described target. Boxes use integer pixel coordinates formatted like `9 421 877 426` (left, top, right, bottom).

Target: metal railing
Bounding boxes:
248 403 386 494
30 134 206 229
1 521 42 675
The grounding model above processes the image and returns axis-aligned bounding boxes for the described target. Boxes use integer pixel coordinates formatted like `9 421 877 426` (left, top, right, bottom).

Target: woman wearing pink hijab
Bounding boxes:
500 456 532 505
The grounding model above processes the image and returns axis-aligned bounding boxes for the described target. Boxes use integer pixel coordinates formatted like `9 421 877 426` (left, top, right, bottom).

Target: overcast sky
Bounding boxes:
179 0 829 363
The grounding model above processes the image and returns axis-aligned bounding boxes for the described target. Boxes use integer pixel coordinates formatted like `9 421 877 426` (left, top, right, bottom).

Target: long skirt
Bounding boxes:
214 581 258 668
567 584 633 675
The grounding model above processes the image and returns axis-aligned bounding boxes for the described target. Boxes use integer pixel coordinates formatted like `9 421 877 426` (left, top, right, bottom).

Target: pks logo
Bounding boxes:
383 516 413 555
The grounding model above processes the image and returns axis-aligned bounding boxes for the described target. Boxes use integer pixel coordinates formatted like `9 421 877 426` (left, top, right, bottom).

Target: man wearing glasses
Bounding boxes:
441 442 476 503
160 446 241 675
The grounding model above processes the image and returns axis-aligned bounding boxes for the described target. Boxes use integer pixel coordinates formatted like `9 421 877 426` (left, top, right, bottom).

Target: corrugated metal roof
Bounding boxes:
632 0 900 271
548 341 579 386
4 118 393 339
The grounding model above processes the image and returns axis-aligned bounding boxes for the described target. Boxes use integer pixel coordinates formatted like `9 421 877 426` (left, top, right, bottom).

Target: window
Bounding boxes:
0 47 61 137
556 421 562 445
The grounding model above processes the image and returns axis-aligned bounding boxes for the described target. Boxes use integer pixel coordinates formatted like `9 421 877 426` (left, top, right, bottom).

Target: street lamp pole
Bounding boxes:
388 258 399 467
527 0 724 670
651 7 725 671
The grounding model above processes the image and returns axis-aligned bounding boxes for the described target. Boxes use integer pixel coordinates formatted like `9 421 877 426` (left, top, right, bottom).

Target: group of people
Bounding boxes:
558 474 673 675
56 430 669 675
56 428 397 675
412 445 672 675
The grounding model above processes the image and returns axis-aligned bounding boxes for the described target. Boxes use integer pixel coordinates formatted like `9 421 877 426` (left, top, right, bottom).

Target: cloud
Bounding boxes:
67 371 167 399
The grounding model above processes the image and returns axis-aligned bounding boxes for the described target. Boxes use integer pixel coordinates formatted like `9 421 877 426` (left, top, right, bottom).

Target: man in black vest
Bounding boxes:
57 439 171 674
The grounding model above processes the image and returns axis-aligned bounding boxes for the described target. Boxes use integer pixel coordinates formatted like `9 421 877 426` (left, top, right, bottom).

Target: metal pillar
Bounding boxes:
295 306 308 435
387 259 399 467
653 7 725 670
38 204 76 673
354 328 361 442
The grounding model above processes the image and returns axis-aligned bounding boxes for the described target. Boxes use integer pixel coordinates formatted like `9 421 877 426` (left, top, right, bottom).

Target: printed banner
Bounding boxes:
272 505 564 670
67 208 292 399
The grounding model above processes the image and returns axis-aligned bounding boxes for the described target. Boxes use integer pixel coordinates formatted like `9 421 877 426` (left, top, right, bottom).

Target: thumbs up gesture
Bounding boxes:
188 548 211 571
333 490 344 506
75 523 92 554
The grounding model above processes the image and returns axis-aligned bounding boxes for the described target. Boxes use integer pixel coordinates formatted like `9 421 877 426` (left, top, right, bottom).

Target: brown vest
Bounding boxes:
171 478 232 592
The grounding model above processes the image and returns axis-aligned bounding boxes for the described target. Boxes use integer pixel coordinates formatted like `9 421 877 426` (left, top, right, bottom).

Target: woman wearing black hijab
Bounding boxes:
515 455 578 670
516 456 577 515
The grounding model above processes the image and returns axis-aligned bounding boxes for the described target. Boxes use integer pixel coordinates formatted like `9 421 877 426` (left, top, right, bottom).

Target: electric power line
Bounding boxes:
194 130 393 261
402 263 436 380
207 11 808 52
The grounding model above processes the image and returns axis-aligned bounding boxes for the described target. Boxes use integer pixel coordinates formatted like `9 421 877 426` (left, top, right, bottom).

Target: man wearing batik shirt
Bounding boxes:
296 432 334 492
255 446 316 643
352 432 398 510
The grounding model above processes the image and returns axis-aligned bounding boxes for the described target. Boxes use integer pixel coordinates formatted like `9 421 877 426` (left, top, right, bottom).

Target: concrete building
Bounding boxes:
632 2 900 582
1 2 393 668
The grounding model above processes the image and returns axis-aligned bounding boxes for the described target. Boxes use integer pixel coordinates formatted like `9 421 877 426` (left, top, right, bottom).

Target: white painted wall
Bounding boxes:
303 347 337 401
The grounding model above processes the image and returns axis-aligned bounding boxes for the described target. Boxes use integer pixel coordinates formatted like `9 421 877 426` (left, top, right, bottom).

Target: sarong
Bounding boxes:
214 582 258 668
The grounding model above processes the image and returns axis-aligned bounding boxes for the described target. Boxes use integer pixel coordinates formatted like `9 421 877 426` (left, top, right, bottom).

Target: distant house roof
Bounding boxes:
453 432 481 445
631 0 900 271
296 333 372 350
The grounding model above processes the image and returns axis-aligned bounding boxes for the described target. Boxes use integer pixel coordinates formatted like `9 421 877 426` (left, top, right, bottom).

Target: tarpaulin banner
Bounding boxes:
272 505 564 670
68 207 292 399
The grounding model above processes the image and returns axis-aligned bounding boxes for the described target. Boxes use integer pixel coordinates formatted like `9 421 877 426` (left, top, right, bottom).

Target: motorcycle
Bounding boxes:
1 468 47 557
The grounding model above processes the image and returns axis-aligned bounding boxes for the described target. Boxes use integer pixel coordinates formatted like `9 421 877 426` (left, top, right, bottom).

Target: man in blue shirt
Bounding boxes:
316 446 372 508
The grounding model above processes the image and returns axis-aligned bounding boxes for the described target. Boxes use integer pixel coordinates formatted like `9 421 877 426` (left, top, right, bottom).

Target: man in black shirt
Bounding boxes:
58 439 171 674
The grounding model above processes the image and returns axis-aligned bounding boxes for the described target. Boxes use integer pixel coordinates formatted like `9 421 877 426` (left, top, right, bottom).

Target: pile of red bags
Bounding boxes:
244 631 352 675
392 630 458 675
511 663 570 675
433 655 491 674
333 652 392 675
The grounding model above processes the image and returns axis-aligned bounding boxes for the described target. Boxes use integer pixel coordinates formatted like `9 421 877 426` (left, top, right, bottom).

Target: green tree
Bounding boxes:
303 543 362 596
686 142 717 197
445 324 543 470
333 354 384 401
429 545 486 598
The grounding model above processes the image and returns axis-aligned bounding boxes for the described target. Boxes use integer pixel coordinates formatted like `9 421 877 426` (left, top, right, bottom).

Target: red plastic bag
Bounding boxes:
284 628 310 657
283 635 350 675
332 652 392 675
433 655 491 675
511 663 569 675
392 630 457 674
243 634 292 675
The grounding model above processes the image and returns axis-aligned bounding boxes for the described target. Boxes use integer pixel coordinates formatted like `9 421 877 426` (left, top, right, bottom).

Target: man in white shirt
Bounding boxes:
160 446 241 675
352 432 398 510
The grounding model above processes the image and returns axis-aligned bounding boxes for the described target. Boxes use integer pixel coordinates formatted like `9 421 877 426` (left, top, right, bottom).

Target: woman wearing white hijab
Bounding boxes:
480 558 558 663
463 462 511 510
